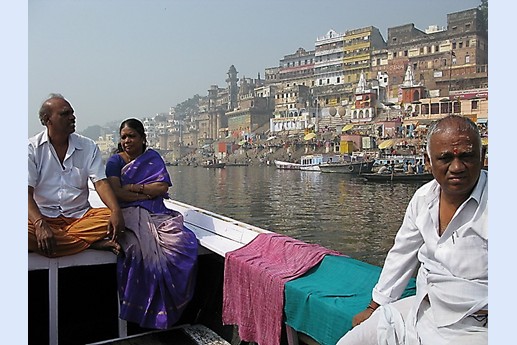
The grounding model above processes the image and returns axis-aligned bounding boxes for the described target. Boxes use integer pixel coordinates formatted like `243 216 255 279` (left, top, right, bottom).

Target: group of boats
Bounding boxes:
274 153 434 182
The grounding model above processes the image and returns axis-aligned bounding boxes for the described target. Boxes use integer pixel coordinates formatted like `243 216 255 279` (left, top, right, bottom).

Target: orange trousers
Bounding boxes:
28 208 111 258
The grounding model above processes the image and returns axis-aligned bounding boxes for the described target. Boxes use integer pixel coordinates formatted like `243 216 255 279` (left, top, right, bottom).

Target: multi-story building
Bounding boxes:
164 6 488 150
342 26 387 86
264 66 280 86
312 27 387 115
95 133 115 157
226 77 274 138
385 8 488 99
314 29 345 87
278 47 315 88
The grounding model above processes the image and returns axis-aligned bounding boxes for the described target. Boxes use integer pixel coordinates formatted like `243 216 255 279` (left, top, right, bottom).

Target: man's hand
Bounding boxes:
34 219 56 256
352 307 376 327
107 209 125 241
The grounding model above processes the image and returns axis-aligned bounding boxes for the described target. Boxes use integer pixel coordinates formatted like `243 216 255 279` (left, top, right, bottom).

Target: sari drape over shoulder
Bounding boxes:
116 149 173 214
106 149 198 329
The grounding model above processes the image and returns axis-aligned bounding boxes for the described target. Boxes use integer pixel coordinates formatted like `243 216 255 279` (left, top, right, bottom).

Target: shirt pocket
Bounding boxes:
65 166 88 190
437 232 488 280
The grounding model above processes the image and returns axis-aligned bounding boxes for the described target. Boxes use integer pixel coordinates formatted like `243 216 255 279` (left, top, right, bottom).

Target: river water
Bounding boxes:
166 165 426 267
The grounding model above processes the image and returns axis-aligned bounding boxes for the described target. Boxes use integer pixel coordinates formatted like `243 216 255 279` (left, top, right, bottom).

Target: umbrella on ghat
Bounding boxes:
304 132 316 141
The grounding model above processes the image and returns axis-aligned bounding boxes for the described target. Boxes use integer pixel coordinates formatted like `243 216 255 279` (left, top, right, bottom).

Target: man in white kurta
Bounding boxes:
338 115 487 345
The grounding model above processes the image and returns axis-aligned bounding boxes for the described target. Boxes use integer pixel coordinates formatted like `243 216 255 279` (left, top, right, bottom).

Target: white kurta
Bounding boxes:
338 170 488 345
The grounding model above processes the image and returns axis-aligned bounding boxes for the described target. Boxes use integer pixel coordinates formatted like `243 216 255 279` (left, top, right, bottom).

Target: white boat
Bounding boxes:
300 154 342 171
29 187 416 345
274 159 301 170
299 154 323 171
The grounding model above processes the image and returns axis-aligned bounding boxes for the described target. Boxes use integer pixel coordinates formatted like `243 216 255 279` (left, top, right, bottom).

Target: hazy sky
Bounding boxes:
28 0 483 136
4 2 513 340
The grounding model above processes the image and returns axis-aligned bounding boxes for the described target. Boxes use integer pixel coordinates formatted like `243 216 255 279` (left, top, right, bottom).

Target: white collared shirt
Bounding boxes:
28 129 107 218
372 170 488 327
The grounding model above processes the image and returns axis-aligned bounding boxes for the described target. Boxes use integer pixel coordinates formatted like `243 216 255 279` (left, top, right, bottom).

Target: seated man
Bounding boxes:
28 93 125 257
377 164 389 174
338 115 487 345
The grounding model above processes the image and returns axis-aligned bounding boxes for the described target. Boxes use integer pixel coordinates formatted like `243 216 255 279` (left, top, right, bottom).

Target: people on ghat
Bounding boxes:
337 114 488 345
28 93 124 257
105 118 198 329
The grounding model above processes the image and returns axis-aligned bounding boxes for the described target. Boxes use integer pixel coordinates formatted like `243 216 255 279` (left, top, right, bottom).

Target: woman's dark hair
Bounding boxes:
116 118 147 153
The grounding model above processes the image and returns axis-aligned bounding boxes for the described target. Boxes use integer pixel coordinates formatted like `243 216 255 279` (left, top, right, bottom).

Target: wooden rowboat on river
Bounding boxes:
29 185 415 345
361 172 435 182
319 160 375 174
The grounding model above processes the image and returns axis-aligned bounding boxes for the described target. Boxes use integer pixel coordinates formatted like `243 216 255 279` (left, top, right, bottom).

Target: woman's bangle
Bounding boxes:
33 217 44 226
367 305 377 312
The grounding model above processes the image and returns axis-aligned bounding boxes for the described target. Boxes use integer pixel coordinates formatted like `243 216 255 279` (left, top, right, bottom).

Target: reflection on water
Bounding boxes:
167 165 424 267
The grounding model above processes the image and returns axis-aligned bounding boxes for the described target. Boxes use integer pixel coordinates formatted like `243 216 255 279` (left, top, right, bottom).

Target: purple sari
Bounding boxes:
106 149 198 329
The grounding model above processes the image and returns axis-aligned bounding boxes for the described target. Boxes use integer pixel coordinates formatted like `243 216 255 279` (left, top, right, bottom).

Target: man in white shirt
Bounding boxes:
28 93 125 257
337 115 487 345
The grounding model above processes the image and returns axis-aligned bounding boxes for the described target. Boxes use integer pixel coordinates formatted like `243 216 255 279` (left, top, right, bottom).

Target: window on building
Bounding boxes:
420 47 424 54
452 42 457 49
337 77 340 83
404 50 408 57
465 55 470 63
459 42 463 49
466 40 470 48
435 45 439 52
472 100 478 110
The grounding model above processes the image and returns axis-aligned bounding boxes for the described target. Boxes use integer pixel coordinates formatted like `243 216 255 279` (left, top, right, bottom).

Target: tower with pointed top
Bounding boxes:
226 65 239 111
351 72 378 122
400 65 425 105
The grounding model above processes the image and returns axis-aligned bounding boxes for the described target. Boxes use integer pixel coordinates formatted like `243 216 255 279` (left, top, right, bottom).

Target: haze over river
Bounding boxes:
166 165 424 267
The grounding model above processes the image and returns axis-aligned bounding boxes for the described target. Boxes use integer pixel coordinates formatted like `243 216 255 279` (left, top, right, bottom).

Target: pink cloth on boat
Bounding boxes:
222 233 341 345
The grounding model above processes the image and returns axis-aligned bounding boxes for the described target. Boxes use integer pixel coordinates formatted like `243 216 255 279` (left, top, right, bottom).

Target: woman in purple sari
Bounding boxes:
105 118 198 329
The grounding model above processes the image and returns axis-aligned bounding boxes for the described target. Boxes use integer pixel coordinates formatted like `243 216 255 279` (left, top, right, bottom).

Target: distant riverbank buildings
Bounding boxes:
122 7 487 157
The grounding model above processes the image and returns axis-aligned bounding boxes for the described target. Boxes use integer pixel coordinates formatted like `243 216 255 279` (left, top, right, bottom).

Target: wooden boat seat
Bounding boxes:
28 250 127 345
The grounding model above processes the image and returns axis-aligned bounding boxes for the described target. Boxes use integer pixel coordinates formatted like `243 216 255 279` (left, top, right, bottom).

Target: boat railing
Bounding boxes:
166 199 269 257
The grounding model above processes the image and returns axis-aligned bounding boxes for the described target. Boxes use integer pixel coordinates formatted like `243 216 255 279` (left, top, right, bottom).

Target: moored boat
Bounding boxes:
299 154 342 171
319 159 375 174
201 160 225 168
274 160 301 170
361 172 434 182
299 154 324 171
